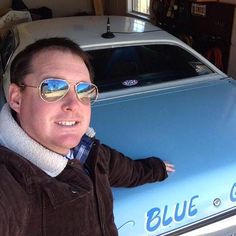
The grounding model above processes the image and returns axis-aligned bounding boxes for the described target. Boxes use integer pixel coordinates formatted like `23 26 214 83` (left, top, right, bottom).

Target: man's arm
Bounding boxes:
99 144 174 187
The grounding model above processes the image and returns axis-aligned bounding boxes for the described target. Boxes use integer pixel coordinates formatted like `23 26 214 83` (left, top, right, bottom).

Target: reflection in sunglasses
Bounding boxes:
21 78 98 104
42 79 98 104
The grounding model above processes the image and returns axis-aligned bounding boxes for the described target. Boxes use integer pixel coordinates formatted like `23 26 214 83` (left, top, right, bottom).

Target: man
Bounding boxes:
0 38 174 236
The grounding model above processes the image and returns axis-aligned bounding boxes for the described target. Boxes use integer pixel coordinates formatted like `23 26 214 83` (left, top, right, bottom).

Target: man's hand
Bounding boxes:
164 162 175 174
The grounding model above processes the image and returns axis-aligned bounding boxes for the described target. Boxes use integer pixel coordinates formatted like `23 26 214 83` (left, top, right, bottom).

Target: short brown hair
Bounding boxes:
10 37 94 85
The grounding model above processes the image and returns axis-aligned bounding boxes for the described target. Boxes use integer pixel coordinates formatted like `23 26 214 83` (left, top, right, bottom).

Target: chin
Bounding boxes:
55 133 84 149
63 137 83 147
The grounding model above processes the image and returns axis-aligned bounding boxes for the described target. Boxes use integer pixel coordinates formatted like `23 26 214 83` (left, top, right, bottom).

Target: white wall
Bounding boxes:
0 0 93 17
228 7 236 78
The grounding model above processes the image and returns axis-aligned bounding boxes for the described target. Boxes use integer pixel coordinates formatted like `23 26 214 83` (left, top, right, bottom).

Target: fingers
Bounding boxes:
164 162 175 174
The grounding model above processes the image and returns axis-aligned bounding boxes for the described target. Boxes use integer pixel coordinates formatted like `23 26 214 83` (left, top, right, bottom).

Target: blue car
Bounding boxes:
1 16 236 235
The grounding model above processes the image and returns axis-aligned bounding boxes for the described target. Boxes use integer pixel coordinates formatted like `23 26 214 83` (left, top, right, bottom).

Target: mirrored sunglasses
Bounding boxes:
20 78 98 105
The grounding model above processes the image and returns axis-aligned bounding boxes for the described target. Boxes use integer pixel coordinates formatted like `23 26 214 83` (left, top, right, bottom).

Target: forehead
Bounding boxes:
31 47 82 63
27 48 90 82
30 49 86 71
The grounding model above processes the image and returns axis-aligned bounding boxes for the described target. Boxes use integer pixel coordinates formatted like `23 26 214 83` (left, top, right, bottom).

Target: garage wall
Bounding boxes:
0 0 93 17
0 0 128 17
104 0 126 16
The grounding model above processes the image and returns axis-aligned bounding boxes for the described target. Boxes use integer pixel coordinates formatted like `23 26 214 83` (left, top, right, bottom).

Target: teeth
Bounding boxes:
58 121 77 126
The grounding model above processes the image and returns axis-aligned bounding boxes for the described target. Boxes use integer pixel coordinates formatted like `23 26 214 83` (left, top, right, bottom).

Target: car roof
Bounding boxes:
14 15 186 53
11 15 225 78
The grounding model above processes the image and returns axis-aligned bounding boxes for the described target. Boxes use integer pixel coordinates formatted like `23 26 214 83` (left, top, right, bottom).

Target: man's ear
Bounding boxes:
8 83 22 113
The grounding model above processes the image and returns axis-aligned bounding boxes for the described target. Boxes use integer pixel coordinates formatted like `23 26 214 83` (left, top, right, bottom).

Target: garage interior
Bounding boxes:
0 0 236 79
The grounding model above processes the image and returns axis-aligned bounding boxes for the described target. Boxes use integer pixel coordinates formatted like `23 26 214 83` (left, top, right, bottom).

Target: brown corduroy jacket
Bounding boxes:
0 140 167 236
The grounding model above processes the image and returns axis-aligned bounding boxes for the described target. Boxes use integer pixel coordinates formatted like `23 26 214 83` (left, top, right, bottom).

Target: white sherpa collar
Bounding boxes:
0 103 68 177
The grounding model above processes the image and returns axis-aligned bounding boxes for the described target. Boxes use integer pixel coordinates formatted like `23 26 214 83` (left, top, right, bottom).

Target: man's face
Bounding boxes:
9 49 91 155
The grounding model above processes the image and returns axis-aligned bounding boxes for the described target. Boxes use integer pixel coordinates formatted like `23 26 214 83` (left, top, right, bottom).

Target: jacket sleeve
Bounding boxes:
99 144 168 187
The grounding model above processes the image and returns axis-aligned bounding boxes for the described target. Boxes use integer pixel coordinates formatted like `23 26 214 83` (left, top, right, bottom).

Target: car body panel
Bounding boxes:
90 77 236 235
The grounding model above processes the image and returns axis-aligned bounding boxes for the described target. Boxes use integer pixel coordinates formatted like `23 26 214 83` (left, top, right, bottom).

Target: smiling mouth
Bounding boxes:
57 121 79 126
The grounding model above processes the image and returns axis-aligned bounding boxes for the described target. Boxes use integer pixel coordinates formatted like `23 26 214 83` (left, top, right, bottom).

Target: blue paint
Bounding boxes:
189 195 199 216
162 205 173 226
230 183 236 202
146 208 161 232
174 201 187 222
92 78 236 235
146 195 199 232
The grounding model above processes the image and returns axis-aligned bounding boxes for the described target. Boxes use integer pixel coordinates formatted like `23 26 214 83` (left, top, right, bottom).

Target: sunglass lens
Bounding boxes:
41 79 69 102
76 83 98 105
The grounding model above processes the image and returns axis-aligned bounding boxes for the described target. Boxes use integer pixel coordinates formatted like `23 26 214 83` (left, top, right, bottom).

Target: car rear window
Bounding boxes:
88 44 214 92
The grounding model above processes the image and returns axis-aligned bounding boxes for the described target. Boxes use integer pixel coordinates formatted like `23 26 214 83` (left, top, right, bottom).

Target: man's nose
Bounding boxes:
61 87 81 111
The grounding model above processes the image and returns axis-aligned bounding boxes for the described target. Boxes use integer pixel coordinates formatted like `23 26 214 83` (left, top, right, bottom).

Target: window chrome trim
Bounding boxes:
162 208 236 236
